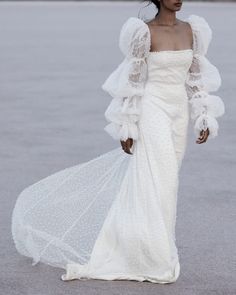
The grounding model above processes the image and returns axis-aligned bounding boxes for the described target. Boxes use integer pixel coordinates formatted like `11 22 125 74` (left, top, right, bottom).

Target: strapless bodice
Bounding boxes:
143 49 194 110
146 49 193 87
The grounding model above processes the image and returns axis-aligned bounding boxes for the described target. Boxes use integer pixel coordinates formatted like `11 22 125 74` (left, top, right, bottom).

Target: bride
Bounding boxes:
12 0 225 284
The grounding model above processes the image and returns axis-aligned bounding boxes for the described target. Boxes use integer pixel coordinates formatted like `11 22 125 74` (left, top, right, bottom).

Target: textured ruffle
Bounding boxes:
103 93 142 140
119 17 151 58
189 91 225 120
102 17 150 141
103 121 139 141
102 58 147 100
189 91 225 139
185 15 225 139
186 14 212 55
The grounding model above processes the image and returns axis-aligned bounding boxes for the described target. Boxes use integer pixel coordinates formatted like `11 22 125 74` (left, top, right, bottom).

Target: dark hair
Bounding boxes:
149 0 161 16
139 0 161 19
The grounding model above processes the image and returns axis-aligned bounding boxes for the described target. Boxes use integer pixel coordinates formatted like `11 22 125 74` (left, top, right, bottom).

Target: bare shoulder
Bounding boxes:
145 18 155 26
178 19 193 37
144 18 156 30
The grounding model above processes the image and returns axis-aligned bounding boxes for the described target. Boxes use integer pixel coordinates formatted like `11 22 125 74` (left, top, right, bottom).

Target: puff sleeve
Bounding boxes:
102 17 151 141
185 15 225 139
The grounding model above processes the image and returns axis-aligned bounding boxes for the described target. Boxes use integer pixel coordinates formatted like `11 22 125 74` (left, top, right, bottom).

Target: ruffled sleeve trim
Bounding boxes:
102 17 151 141
185 14 225 139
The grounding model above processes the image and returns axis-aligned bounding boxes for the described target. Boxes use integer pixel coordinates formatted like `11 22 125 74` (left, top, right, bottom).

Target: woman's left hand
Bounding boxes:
196 128 210 144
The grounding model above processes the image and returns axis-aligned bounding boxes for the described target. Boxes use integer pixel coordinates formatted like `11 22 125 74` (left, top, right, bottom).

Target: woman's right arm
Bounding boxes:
102 17 151 150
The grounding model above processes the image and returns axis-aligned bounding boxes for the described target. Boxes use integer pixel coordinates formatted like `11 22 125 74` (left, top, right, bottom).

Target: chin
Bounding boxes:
172 8 181 13
172 4 182 12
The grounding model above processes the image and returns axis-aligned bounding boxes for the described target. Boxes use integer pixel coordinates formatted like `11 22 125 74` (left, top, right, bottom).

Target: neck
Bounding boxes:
155 9 177 26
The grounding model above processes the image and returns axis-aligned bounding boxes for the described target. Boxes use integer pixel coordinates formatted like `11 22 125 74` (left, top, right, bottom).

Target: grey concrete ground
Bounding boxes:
0 1 235 295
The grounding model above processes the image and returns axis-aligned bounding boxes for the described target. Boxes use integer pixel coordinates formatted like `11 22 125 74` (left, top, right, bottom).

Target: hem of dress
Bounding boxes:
61 261 180 284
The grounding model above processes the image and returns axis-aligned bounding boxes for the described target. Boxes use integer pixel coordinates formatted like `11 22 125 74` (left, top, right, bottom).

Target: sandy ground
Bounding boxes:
0 1 235 295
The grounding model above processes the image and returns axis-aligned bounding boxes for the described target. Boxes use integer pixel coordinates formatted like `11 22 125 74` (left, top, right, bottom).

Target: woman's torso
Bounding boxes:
144 49 193 104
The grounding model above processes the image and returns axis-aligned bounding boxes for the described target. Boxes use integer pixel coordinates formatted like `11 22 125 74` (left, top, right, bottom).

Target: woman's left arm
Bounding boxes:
185 15 225 143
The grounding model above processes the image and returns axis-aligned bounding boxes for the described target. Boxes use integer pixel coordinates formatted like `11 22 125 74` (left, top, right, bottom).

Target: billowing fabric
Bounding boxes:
102 17 151 141
12 15 225 285
185 15 225 138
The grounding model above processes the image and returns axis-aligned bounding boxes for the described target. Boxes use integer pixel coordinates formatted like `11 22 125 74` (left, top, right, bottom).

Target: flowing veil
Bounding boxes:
12 146 131 269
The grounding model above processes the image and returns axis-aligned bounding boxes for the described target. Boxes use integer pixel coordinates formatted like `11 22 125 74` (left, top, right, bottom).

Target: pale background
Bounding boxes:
0 2 235 294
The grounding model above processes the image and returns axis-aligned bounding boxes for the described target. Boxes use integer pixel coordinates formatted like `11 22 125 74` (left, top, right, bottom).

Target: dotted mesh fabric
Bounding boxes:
12 147 129 268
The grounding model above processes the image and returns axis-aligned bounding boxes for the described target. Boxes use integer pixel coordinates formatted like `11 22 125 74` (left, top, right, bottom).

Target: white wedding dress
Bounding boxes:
11 15 225 284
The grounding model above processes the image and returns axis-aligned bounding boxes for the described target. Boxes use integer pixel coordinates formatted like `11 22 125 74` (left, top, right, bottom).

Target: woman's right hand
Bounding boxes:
120 138 133 155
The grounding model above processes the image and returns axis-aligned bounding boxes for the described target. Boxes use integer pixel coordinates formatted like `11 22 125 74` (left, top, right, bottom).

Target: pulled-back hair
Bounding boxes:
149 0 161 16
139 0 161 19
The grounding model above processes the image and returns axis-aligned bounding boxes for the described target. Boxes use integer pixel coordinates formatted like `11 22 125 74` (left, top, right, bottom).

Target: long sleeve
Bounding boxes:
102 17 151 141
185 15 225 139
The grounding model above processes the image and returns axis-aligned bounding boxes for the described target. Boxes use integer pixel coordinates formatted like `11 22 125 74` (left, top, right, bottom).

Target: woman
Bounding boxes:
12 0 225 284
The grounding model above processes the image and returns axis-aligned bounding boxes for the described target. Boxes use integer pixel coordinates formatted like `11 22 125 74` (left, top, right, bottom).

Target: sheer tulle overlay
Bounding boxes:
12 15 225 284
